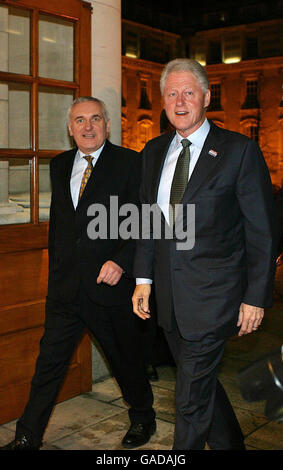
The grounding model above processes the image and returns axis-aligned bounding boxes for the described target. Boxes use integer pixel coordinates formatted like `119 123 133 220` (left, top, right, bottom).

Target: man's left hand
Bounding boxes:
237 303 264 336
97 261 123 286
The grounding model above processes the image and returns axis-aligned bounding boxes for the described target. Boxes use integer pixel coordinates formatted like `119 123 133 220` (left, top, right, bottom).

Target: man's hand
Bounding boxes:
132 284 151 320
97 261 123 286
237 303 264 336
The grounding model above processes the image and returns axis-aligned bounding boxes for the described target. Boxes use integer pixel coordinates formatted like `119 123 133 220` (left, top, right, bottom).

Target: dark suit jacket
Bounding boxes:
275 186 283 255
134 121 276 340
48 139 141 306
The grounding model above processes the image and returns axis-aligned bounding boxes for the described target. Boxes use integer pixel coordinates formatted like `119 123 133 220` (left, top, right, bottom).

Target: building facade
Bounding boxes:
122 2 283 186
121 19 183 152
191 17 283 186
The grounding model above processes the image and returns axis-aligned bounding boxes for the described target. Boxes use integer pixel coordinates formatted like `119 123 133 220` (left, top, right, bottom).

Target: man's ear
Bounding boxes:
67 122 73 137
204 89 211 109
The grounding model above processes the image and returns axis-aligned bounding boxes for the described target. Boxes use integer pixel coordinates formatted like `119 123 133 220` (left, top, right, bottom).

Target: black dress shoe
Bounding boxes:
122 421 156 449
146 364 159 382
1 434 40 450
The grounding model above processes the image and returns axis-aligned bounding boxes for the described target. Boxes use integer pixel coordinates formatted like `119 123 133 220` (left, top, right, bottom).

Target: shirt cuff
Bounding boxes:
136 278 152 285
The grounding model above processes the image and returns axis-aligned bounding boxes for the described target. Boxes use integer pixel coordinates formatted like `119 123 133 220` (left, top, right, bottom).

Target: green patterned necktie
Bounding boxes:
79 155 93 200
169 139 191 226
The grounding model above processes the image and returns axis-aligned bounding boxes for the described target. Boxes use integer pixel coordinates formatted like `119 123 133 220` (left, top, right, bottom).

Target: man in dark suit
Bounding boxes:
275 186 283 255
2 97 155 450
132 59 276 450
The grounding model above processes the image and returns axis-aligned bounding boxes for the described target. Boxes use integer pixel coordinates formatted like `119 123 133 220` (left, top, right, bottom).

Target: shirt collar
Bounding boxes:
77 141 106 161
175 118 210 150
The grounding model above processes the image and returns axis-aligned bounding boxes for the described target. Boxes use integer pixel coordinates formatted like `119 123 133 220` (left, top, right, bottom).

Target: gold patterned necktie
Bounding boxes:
169 138 191 226
79 155 93 200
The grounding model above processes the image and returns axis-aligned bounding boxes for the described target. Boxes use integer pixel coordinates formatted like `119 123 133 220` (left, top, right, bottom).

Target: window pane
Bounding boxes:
39 87 74 150
0 82 30 149
209 84 222 111
242 80 259 109
39 158 51 222
0 5 30 75
0 158 31 225
39 14 74 81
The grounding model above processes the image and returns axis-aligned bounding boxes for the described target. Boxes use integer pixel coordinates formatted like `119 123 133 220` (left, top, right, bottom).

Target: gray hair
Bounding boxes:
67 96 110 122
160 58 209 95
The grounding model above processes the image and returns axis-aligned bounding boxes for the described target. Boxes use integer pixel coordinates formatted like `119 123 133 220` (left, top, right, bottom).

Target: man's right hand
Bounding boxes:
132 284 151 320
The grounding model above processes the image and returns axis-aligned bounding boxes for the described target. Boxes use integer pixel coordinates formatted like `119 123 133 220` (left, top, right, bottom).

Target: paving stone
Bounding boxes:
48 410 173 450
0 300 282 451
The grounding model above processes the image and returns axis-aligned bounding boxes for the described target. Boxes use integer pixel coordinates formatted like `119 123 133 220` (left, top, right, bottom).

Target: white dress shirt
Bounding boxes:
70 143 105 209
136 118 210 285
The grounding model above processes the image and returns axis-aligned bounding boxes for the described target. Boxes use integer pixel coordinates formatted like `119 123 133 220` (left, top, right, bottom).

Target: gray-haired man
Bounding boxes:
132 59 276 450
2 97 156 450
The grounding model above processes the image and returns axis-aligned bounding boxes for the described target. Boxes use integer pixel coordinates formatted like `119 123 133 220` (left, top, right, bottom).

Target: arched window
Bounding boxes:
137 118 153 150
241 118 259 142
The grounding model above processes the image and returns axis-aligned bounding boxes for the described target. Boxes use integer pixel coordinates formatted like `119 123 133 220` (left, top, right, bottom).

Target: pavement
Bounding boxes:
0 300 282 454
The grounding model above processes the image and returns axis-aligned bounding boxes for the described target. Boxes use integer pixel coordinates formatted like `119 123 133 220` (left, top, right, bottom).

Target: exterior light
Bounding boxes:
223 56 241 64
125 52 138 58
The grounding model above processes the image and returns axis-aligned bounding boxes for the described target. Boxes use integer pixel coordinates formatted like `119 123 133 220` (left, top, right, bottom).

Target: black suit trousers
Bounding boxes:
17 287 155 444
164 316 245 450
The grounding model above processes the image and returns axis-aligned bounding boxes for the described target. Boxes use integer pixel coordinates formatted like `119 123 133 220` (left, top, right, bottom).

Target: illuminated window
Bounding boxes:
125 31 138 58
139 78 151 110
193 35 206 65
242 80 259 109
209 84 222 111
223 32 241 64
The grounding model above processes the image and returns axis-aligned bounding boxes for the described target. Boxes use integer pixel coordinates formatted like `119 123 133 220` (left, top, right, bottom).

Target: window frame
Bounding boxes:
0 0 91 252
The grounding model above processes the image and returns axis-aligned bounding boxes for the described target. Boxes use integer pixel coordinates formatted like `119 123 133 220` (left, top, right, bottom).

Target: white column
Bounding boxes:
88 0 121 145
0 6 9 151
81 1 122 382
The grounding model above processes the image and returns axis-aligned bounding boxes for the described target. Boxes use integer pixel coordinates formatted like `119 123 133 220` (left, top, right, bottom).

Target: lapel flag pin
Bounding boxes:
208 149 218 157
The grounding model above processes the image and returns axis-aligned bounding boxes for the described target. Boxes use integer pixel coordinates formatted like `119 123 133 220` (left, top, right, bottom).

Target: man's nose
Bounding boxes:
84 119 93 129
176 93 186 106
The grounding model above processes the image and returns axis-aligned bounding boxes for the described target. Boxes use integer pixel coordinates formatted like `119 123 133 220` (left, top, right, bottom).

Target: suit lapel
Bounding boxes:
61 148 77 212
182 122 224 203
